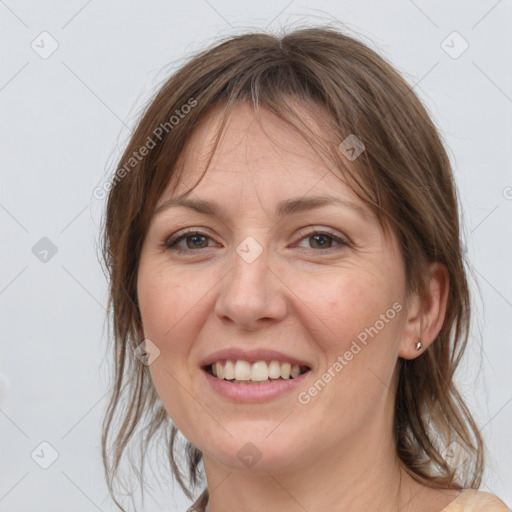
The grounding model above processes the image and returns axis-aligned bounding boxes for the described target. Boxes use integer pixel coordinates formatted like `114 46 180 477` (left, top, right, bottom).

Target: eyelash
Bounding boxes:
164 228 349 254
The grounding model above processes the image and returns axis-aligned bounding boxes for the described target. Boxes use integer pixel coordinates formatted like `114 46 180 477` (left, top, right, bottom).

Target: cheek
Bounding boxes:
137 262 200 344
137 265 207 432
292 269 404 428
137 275 170 341
136 261 219 390
294 267 398 349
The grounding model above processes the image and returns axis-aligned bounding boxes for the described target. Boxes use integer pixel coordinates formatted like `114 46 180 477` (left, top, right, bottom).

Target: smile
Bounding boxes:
205 359 311 384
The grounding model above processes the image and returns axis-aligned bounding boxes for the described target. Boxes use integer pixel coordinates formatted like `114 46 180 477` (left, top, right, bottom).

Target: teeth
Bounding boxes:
268 360 281 379
224 359 235 380
290 364 301 378
214 361 224 379
280 362 291 379
209 360 307 382
251 361 268 381
234 360 251 380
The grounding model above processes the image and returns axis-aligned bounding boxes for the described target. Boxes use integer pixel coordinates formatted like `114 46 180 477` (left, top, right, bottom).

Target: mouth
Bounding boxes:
203 360 312 384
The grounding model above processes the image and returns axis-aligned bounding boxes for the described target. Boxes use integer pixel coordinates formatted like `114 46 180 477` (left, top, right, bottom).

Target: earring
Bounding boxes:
415 339 423 351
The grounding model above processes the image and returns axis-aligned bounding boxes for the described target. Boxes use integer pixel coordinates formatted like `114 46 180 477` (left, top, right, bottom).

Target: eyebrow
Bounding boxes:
153 195 372 222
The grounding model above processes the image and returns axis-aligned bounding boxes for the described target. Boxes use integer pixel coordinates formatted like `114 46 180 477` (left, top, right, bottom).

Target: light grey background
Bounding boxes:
1 1 511 511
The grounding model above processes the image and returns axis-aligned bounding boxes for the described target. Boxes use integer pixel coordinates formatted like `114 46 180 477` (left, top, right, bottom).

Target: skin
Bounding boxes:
137 102 457 512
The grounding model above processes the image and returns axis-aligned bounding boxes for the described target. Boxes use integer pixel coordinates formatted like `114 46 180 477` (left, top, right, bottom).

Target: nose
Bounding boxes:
214 242 288 331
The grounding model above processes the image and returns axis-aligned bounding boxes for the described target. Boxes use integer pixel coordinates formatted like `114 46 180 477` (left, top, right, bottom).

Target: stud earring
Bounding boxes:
415 339 423 351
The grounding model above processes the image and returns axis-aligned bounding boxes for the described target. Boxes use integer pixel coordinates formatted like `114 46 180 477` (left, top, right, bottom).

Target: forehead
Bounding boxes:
161 102 367 212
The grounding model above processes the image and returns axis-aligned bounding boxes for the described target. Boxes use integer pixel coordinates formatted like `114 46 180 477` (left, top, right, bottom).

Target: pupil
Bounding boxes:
312 234 330 248
188 235 207 249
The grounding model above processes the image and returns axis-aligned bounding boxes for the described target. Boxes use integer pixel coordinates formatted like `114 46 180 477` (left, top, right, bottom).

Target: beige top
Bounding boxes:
442 489 509 512
186 488 510 512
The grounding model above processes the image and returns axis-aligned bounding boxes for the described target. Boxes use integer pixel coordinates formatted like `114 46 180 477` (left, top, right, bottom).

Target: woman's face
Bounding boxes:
137 103 411 473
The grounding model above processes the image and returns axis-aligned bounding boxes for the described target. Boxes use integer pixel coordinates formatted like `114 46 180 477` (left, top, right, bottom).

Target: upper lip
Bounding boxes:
200 348 312 369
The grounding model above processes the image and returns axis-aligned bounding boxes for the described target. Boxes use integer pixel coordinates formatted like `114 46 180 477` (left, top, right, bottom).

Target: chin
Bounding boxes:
201 428 307 473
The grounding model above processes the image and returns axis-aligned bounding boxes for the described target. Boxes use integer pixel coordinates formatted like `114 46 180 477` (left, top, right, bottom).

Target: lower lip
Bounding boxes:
202 368 311 403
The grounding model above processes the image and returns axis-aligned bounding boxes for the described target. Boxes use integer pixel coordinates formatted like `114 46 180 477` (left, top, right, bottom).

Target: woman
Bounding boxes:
99 26 509 512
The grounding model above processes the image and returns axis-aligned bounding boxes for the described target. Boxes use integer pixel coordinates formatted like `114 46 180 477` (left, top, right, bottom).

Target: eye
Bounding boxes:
164 227 349 254
165 230 215 252
294 229 348 251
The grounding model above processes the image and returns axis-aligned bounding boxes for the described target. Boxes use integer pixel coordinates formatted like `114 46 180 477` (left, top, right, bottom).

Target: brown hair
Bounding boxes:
99 25 484 511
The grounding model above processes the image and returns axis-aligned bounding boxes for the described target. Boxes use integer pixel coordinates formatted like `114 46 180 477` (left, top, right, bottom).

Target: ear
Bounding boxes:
398 262 450 360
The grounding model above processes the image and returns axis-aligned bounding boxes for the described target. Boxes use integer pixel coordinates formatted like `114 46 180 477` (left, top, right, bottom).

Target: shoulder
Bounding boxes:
442 489 510 512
